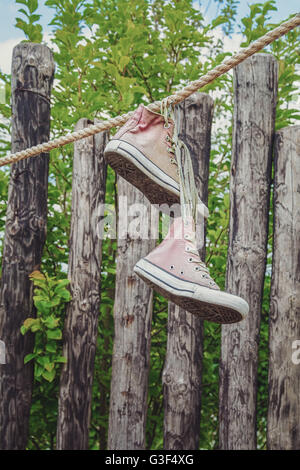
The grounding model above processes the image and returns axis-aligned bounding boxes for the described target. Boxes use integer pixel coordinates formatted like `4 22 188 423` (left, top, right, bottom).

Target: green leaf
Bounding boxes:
35 364 43 378
23 317 36 329
20 325 27 335
18 8 30 19
27 0 38 14
34 299 52 314
46 329 62 340
54 279 70 290
119 55 130 70
54 288 71 301
24 353 37 364
22 318 41 333
42 368 56 382
44 362 55 372
106 63 119 77
45 342 57 353
29 270 46 280
55 356 67 364
44 316 59 329
36 356 50 367
241 17 252 29
211 16 228 28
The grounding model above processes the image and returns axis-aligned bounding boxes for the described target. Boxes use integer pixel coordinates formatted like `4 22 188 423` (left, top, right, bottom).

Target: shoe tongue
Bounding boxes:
143 104 174 127
165 216 195 240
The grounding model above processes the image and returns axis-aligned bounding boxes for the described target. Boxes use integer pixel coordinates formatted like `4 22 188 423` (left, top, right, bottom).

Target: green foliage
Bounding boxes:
15 0 43 42
240 4 300 129
0 0 298 450
19 270 70 448
215 0 239 35
21 270 70 383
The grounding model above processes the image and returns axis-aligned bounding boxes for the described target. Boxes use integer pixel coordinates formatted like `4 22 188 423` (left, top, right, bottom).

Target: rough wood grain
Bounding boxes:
0 43 54 450
56 120 108 450
163 93 214 450
219 54 278 450
267 125 300 450
108 178 155 450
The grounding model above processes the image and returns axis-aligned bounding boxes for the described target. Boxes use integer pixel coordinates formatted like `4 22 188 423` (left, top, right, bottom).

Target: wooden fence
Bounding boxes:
0 42 299 450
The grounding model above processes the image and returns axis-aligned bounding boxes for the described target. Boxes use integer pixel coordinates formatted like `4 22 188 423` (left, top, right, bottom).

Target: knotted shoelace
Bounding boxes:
160 97 209 227
159 101 217 287
184 233 218 288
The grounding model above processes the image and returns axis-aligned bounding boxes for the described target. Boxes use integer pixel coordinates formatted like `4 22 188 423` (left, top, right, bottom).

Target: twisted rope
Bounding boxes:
1 13 299 168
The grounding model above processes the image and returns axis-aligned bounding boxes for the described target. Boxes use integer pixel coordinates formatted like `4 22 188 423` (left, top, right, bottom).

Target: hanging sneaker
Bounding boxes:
104 102 208 220
104 103 179 205
133 217 249 324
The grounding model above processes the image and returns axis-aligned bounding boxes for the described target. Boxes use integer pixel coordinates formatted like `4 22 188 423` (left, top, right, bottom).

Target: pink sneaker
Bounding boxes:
134 217 249 324
104 103 181 206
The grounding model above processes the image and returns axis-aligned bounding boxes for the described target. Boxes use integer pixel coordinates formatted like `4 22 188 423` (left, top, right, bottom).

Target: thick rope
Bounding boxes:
0 14 299 168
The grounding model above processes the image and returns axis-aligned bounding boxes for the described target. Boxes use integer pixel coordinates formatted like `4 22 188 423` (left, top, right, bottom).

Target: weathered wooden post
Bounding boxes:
267 125 300 450
219 54 278 449
56 120 108 450
163 93 214 449
0 43 54 450
108 178 155 450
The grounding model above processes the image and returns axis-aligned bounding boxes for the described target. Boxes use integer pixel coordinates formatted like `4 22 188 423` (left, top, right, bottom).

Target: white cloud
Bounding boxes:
221 32 243 54
0 32 57 76
211 26 242 52
0 37 24 74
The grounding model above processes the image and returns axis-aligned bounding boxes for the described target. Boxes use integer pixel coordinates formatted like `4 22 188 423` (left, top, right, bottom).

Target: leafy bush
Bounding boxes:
21 270 70 383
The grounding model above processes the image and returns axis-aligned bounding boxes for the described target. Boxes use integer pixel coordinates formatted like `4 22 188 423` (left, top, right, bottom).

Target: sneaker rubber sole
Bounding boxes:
104 139 180 206
134 258 249 324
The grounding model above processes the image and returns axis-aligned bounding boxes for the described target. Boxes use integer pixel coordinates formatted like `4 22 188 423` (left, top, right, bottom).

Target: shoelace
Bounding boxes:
183 232 218 288
184 234 210 274
160 98 209 225
159 99 216 287
188 247 218 286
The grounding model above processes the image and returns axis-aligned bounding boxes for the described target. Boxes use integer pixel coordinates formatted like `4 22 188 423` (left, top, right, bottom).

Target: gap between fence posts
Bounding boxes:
163 93 214 450
267 125 300 450
107 178 155 450
0 42 54 450
219 53 278 450
56 119 108 450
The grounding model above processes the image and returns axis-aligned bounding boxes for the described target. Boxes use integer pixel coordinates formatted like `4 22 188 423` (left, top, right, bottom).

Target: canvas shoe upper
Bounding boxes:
104 102 209 223
134 217 249 324
104 104 180 206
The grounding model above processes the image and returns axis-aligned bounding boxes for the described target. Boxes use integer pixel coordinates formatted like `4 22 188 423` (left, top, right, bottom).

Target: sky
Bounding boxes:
0 0 299 74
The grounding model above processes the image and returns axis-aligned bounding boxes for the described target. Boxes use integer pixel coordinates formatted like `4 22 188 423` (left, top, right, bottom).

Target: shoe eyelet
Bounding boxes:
194 266 200 271
188 257 193 262
164 123 170 129
170 265 174 269
184 234 190 240
180 270 184 275
185 247 190 252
